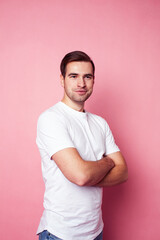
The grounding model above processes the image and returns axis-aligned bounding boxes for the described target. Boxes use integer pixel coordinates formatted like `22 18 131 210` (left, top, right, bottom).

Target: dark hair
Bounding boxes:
60 51 95 78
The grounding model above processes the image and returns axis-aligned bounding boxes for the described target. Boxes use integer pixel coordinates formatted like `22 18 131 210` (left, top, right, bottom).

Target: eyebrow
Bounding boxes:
84 74 94 77
68 73 94 77
68 73 79 76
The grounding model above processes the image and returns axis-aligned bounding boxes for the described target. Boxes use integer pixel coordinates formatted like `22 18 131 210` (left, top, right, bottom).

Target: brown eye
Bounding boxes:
85 75 92 80
70 75 77 79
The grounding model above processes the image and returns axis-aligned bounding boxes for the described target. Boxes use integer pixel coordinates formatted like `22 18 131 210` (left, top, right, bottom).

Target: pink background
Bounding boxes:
1 0 160 239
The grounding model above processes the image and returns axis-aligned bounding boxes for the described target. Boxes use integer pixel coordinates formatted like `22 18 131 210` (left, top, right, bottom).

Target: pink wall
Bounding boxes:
1 0 160 239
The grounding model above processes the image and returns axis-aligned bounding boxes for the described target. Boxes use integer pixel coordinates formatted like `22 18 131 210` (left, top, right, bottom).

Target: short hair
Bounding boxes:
60 51 95 78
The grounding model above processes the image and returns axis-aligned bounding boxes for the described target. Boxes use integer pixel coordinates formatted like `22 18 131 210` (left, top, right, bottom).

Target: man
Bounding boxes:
36 51 128 240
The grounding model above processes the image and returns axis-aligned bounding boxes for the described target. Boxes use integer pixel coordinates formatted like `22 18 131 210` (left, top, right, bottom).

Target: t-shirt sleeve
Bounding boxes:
36 111 75 158
105 121 120 155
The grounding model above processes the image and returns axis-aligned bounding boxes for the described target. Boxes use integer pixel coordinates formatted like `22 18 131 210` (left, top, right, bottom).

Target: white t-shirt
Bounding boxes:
36 102 120 240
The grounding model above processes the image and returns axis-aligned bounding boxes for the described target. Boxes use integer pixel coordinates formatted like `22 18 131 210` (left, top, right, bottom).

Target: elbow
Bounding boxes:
75 172 91 187
76 180 87 187
65 168 91 186
76 177 90 187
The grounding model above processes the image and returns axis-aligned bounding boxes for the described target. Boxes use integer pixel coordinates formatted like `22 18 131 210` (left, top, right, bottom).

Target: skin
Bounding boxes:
51 61 128 187
60 61 94 112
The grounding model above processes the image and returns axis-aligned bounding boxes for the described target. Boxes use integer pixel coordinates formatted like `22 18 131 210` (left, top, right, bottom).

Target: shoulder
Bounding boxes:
87 112 111 135
87 111 108 126
37 103 66 127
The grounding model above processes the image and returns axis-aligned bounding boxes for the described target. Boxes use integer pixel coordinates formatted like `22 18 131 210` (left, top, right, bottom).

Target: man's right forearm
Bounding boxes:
52 148 115 187
81 156 115 186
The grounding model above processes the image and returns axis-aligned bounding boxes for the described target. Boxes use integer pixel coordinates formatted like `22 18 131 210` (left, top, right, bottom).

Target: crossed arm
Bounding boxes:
51 148 128 187
95 151 128 187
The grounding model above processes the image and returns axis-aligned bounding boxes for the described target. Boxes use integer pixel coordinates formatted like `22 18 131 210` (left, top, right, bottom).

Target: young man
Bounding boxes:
36 51 128 240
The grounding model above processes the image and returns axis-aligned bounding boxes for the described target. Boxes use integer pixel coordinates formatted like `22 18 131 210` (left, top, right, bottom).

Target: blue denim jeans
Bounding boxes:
39 230 62 240
38 230 103 240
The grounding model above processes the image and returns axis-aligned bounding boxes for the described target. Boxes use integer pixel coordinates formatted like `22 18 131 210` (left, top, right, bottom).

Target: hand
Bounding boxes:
103 155 115 170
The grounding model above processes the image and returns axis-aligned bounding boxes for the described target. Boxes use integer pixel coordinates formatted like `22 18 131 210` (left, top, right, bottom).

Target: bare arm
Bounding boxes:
51 147 115 186
95 151 128 187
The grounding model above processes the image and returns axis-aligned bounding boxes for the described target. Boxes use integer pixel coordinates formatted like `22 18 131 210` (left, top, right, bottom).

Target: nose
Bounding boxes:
77 77 86 87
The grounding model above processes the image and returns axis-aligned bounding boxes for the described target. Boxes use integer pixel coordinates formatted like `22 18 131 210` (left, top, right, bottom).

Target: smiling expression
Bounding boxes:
61 61 94 106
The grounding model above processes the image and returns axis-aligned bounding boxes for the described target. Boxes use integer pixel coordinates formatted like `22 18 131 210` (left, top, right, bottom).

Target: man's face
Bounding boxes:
61 61 94 104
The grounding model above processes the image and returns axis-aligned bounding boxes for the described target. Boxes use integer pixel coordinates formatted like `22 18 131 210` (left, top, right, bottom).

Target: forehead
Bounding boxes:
65 61 93 75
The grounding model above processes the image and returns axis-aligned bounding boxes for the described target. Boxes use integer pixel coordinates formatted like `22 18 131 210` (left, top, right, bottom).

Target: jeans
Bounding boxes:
39 230 62 240
39 230 103 240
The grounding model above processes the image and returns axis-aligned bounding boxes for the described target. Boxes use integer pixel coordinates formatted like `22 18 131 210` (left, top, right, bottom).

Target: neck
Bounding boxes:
61 97 85 112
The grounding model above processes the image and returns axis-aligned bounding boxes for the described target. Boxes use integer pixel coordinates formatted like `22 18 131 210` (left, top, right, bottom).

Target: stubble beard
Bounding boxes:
65 89 93 104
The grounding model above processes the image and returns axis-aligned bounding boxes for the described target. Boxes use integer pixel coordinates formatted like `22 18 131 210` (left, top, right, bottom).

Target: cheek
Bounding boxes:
65 80 75 89
87 82 94 89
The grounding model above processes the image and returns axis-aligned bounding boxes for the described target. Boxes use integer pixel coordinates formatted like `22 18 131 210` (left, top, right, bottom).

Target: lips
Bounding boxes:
75 90 87 95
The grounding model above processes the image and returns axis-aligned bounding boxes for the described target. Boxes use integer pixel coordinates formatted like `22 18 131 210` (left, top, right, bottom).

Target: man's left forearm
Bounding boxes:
95 164 128 187
95 152 128 187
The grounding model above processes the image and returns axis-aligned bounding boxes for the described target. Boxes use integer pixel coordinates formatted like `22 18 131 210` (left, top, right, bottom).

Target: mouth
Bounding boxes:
75 90 87 95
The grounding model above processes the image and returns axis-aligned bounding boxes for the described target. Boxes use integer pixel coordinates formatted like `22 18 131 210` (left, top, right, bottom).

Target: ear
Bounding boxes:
60 74 64 87
92 76 95 85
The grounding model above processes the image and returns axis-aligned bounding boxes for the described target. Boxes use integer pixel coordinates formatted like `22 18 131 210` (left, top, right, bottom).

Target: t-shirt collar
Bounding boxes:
59 101 88 119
